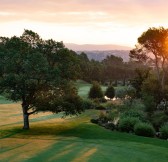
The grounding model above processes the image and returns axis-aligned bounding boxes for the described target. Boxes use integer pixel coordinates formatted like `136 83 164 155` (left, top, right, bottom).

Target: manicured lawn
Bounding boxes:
0 81 168 161
0 95 13 104
76 80 107 98
76 80 127 99
1 104 168 162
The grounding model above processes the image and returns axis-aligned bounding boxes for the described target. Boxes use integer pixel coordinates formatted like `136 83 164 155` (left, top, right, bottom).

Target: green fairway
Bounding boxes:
76 80 107 98
1 104 168 162
0 81 167 162
0 95 13 104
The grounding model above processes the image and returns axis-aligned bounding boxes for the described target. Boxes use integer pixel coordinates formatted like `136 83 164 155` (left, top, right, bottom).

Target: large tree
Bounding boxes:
0 30 83 129
130 27 168 97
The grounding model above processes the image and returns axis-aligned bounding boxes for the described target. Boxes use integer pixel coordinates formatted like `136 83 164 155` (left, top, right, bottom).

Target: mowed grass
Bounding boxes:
0 95 13 104
75 80 127 99
75 80 107 98
1 82 168 162
1 104 168 162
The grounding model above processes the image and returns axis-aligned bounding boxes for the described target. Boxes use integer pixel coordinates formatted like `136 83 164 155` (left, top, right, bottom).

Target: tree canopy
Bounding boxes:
0 29 83 129
105 86 115 99
130 27 168 98
88 81 103 99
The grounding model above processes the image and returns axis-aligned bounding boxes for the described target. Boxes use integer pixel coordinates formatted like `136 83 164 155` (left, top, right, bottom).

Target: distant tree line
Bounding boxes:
77 52 145 85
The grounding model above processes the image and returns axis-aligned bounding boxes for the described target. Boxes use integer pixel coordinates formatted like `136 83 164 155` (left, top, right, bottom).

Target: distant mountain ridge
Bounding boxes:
65 43 131 51
76 50 130 62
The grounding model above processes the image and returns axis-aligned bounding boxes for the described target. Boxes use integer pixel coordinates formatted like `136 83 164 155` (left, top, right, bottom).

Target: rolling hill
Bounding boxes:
65 43 131 62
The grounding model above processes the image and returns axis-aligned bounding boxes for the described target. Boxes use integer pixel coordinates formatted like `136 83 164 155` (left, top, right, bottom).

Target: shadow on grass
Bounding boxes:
0 113 64 128
0 128 22 139
25 139 98 162
1 122 168 162
17 123 168 162
3 121 168 149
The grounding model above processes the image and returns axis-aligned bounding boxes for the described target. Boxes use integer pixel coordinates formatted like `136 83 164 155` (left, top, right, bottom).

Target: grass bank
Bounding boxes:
1 104 168 162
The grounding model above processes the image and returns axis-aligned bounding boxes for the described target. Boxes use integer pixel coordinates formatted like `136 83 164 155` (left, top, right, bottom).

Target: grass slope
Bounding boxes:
1 104 168 162
0 81 168 161
76 80 107 98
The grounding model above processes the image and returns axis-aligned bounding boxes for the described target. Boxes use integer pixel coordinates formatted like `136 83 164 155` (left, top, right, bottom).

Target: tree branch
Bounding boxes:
28 110 37 115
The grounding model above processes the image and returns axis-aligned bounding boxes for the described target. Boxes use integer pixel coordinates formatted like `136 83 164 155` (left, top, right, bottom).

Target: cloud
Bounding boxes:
1 0 168 46
0 0 168 23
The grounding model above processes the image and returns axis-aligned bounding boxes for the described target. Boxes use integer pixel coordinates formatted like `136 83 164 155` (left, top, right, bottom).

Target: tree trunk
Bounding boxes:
22 104 29 129
154 55 161 84
123 76 126 86
161 72 165 97
161 57 166 98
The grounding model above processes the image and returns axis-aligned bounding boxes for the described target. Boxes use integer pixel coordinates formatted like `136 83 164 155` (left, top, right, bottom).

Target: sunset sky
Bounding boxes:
1 0 168 47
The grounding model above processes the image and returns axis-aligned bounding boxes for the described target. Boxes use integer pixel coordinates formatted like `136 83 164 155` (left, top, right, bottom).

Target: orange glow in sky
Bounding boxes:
1 0 168 47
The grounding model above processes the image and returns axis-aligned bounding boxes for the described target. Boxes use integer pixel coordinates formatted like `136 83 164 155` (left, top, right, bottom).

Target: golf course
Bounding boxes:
1 82 168 162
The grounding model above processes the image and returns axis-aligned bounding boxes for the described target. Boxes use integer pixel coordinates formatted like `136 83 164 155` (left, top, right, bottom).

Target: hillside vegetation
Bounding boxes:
1 82 168 162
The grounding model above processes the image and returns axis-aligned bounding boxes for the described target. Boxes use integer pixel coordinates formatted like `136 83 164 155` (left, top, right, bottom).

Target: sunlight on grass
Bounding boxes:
0 138 55 162
72 147 97 162
1 103 168 162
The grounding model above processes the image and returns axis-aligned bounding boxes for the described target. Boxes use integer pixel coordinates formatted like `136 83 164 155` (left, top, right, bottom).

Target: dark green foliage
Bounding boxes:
130 27 168 96
129 46 148 63
142 94 156 114
102 55 131 83
160 124 168 139
77 52 104 83
118 117 140 133
99 97 107 103
134 123 155 137
78 50 140 85
116 99 137 113
99 111 108 123
130 68 150 98
90 118 99 124
104 122 115 130
33 83 84 116
106 110 118 121
95 105 106 110
105 86 115 99
81 99 96 110
88 81 103 99
0 30 82 129
151 112 168 131
121 110 146 122
142 76 162 103
115 88 127 99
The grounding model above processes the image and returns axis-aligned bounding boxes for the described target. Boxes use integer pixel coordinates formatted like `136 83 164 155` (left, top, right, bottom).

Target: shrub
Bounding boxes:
131 99 145 111
126 86 136 99
121 110 146 122
81 99 96 109
90 118 99 124
104 122 115 130
151 112 168 131
142 94 156 114
106 110 118 121
134 123 155 137
99 97 107 103
116 99 145 116
160 124 168 139
99 111 108 122
88 81 103 99
105 86 115 99
93 98 107 104
118 117 140 133
95 105 106 110
115 88 127 99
